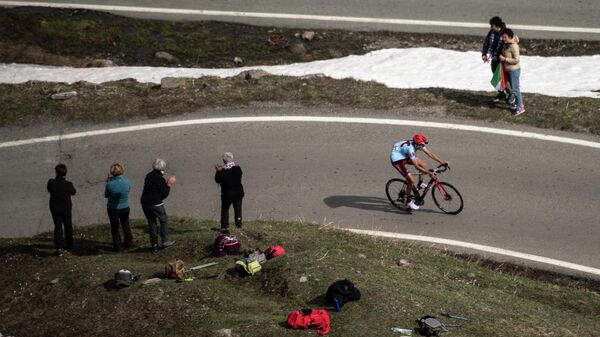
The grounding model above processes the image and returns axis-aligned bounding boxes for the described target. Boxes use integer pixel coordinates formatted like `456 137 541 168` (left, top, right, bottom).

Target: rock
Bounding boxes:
328 48 344 58
160 77 193 89
397 259 412 267
238 70 270 81
299 275 308 283
266 34 288 47
143 278 161 285
215 328 237 337
233 56 243 65
288 42 307 56
49 278 59 285
155 51 178 62
298 73 325 80
358 253 367 259
301 31 316 41
50 91 77 100
85 59 114 67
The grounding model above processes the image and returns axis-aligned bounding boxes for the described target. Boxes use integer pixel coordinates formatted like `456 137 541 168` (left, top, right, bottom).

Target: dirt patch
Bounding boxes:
2 76 599 135
2 7 600 69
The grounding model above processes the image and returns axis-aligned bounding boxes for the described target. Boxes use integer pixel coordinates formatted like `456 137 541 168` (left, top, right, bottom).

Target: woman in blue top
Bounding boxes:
105 163 133 251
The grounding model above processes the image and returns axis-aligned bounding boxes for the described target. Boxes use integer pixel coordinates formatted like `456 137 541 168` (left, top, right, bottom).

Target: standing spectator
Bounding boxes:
215 152 244 234
105 163 134 252
47 163 76 256
499 28 525 116
141 158 176 252
482 16 507 102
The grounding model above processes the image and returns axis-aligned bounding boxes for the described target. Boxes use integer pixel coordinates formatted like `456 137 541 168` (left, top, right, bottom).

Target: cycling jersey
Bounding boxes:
391 140 417 162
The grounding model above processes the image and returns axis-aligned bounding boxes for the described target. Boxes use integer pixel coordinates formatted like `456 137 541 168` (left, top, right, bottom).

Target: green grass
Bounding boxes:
1 218 598 336
2 77 600 135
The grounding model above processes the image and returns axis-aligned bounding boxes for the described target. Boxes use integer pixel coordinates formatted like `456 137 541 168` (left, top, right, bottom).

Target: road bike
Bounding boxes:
385 164 463 214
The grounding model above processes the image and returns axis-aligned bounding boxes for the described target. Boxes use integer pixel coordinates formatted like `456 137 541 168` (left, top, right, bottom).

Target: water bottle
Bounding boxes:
334 297 342 312
391 327 413 335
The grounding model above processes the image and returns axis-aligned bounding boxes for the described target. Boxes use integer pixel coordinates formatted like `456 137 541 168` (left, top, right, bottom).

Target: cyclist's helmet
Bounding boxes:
412 134 428 145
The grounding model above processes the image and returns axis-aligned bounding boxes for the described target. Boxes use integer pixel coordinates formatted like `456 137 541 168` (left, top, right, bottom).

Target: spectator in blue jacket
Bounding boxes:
482 16 507 102
105 163 134 252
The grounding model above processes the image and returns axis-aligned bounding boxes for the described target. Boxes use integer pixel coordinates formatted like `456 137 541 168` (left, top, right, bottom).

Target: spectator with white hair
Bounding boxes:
141 158 176 252
215 152 244 234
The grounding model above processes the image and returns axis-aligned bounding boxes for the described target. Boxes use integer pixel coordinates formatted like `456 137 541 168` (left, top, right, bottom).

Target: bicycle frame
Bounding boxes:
411 165 450 205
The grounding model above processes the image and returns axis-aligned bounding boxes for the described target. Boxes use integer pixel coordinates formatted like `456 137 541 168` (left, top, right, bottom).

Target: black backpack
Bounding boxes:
325 279 361 310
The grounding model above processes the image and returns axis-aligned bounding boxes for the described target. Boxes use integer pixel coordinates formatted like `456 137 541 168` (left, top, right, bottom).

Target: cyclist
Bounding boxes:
390 134 449 210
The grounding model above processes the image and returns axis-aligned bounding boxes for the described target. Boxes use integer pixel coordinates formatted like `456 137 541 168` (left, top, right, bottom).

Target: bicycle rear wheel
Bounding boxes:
386 178 409 210
431 182 463 214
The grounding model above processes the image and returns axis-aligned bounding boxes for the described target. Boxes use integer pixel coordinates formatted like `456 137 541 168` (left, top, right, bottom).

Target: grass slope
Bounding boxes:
1 219 599 337
2 77 599 135
1 8 599 135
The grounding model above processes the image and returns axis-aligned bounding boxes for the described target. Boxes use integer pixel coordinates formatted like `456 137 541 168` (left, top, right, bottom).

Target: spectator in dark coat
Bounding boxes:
47 163 76 256
482 16 507 101
105 163 134 252
215 152 244 234
141 158 176 252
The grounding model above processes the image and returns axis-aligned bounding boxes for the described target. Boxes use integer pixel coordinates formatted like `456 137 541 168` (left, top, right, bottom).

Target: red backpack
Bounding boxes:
287 309 331 335
214 235 241 257
264 245 285 259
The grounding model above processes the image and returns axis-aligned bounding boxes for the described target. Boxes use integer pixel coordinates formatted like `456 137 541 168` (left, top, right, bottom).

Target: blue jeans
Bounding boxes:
507 68 523 108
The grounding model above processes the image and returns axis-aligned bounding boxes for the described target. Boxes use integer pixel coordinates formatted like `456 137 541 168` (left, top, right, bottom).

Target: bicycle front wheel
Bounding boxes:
432 182 464 214
386 178 408 210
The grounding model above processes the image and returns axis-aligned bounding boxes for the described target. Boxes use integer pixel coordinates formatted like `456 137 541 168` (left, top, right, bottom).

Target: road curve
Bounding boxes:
1 110 599 277
1 0 599 40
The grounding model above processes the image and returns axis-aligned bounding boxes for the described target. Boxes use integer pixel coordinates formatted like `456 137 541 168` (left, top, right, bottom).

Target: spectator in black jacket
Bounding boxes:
215 152 244 234
141 158 176 252
47 163 76 256
482 16 507 102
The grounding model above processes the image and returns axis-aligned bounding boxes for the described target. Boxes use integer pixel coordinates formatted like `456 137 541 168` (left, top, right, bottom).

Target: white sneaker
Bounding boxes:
405 200 420 210
418 183 428 190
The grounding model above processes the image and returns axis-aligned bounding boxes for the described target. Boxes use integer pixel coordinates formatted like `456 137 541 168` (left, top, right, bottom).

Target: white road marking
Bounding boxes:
1 1 599 34
347 229 600 277
2 116 600 149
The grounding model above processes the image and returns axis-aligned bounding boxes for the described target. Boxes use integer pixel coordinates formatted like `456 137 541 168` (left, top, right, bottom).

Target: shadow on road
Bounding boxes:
323 195 409 215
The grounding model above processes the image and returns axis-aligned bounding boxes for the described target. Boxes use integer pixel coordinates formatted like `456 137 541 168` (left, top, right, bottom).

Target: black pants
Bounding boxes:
142 204 170 246
221 198 243 229
108 207 132 250
51 208 73 250
490 59 500 73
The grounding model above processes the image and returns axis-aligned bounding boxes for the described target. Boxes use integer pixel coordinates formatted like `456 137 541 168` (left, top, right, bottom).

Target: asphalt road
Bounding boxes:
3 0 600 40
1 109 599 276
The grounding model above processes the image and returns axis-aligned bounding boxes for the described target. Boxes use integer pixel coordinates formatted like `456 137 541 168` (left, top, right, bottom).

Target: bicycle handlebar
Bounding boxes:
429 163 450 174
